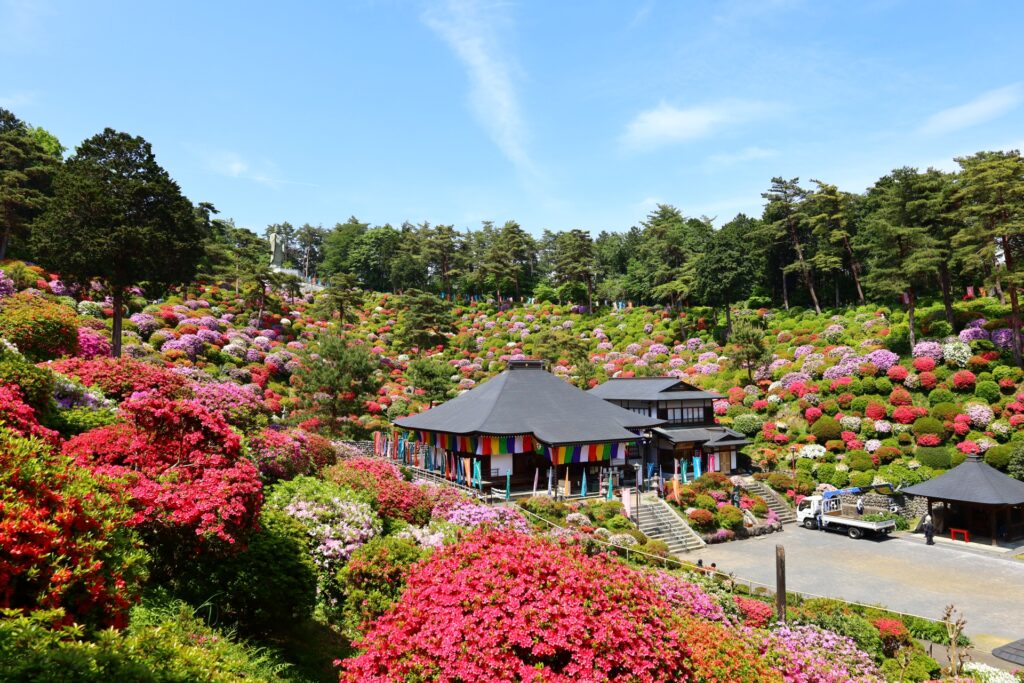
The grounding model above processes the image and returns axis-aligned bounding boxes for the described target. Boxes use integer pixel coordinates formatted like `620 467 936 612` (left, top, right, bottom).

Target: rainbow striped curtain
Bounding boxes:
413 431 535 455
546 442 629 466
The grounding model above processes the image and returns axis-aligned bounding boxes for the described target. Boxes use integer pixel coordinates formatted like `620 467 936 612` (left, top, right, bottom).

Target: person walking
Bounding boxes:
923 514 935 545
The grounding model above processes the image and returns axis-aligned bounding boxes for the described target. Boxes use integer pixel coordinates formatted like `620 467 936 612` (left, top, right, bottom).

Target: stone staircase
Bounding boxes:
636 497 705 554
741 477 797 525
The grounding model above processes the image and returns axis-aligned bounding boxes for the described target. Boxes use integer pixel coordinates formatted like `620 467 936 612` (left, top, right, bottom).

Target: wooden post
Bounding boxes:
775 545 787 624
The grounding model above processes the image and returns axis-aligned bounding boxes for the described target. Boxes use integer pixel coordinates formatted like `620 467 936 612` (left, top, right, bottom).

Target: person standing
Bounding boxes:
855 497 865 515
923 514 935 545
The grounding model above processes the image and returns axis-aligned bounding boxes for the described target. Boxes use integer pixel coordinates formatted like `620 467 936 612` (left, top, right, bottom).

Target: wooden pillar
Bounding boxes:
775 545 787 623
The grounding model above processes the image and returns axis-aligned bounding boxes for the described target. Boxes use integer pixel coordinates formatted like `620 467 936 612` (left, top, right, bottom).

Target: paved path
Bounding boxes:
696 526 1024 650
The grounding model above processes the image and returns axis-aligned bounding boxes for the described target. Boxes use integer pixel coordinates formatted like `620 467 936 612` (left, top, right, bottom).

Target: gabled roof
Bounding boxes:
902 455 1024 506
587 377 724 401
654 426 750 448
394 360 663 446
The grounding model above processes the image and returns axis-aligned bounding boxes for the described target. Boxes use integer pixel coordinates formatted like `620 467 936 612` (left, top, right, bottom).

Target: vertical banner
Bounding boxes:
564 467 571 497
622 486 632 519
693 455 702 479
581 469 588 497
547 467 553 495
463 458 472 487
533 468 539 496
506 472 511 501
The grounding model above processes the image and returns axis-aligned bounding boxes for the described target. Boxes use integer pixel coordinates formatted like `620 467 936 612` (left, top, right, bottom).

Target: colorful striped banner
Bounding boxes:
412 431 535 455
545 442 630 465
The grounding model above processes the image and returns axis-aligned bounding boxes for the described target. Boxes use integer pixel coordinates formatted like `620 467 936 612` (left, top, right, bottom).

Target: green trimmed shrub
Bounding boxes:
831 470 849 488
984 445 1013 471
928 388 956 406
715 504 745 531
732 413 764 436
974 380 1000 404
816 463 836 484
874 378 893 395
930 402 959 422
694 494 717 511
860 377 876 394
845 450 875 472
911 416 946 438
915 446 952 469
849 471 874 487
809 415 842 442
850 396 870 414
339 535 427 638
0 354 55 413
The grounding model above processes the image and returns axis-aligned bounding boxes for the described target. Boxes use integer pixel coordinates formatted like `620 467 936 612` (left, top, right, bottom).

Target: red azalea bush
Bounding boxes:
247 427 313 482
892 405 927 424
953 370 977 391
865 402 887 420
46 357 187 401
0 426 147 629
804 406 822 423
340 529 775 682
913 357 936 372
733 595 774 628
0 384 59 445
327 458 432 525
0 292 79 361
886 365 908 382
919 371 937 389
888 387 912 406
916 433 942 447
63 394 263 548
872 618 911 657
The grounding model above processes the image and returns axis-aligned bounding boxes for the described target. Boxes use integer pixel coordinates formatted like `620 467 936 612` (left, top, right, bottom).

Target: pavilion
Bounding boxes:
902 454 1024 546
392 359 663 494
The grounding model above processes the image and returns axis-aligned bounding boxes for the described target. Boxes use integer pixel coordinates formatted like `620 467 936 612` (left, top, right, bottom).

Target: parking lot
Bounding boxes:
696 525 1024 648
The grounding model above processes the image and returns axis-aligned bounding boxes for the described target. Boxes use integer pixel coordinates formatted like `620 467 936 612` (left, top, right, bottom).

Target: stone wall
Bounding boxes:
336 440 375 456
837 492 928 519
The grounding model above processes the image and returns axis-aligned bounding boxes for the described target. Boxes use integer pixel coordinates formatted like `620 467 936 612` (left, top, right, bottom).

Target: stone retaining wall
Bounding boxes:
836 492 928 519
336 440 375 456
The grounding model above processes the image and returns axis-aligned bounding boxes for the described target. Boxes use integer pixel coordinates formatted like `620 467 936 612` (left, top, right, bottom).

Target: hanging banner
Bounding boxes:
412 431 536 455
622 486 632 518
546 442 630 465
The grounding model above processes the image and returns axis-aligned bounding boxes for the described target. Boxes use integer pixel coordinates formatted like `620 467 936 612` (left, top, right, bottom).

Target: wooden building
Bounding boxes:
588 377 750 476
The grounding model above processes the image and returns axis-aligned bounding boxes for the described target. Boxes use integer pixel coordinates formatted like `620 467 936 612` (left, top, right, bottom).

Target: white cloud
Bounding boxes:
919 83 1024 136
707 145 778 167
423 0 539 179
621 100 781 151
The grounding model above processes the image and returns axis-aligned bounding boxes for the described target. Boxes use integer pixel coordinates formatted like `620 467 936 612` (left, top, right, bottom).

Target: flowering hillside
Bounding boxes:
3 258 1023 681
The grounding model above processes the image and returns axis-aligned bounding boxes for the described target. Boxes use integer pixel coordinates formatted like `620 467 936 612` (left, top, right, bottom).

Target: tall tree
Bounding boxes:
348 224 401 292
33 129 204 357
860 167 945 348
423 223 463 297
693 214 760 337
0 109 61 260
295 223 326 279
321 216 369 277
954 151 1024 365
805 180 865 305
293 333 381 436
314 272 363 330
550 229 596 311
760 178 822 314
730 317 771 382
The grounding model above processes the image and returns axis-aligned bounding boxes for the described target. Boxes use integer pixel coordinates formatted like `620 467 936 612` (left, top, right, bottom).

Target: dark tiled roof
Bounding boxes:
587 377 724 401
395 361 663 445
654 426 750 447
902 455 1024 506
994 638 1024 666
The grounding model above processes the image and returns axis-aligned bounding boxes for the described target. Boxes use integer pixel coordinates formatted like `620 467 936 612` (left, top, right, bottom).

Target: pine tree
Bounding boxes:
0 109 61 260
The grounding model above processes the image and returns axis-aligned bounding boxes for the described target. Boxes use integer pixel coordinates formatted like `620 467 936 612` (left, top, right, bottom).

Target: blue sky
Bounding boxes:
3 0 1023 236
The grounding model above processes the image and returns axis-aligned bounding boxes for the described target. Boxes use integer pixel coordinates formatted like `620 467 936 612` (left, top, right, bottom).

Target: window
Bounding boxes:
666 407 703 424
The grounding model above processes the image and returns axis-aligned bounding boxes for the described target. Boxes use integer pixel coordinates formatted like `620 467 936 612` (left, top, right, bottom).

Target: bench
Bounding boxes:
949 528 970 543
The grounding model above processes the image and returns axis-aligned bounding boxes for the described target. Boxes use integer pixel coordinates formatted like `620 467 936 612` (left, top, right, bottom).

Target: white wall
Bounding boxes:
491 453 513 476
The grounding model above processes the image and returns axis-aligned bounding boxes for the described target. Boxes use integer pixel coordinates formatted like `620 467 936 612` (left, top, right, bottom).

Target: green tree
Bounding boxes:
860 167 945 349
423 223 463 296
348 224 401 292
550 229 596 311
693 214 760 337
293 334 381 435
32 128 204 356
953 151 1024 365
730 317 771 382
321 216 369 278
760 178 822 314
295 223 326 279
406 357 454 404
0 109 61 260
805 180 865 306
393 289 453 350
314 272 364 330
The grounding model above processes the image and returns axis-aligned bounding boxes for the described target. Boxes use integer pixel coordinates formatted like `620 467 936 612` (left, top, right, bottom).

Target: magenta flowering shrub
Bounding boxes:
76 327 111 359
190 380 269 431
441 501 531 533
761 625 883 682
0 269 14 299
647 571 726 621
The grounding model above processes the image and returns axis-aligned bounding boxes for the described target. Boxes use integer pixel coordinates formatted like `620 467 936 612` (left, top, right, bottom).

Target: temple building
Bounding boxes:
588 377 750 477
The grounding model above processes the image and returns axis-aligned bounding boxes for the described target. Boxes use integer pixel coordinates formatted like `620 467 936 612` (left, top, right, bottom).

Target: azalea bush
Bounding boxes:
761 624 883 682
46 356 188 401
63 394 263 552
326 458 432 525
0 427 147 629
0 292 79 361
341 529 777 682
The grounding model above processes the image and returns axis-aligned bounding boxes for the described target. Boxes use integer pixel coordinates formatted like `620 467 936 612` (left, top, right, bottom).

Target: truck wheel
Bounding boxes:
803 519 816 529
848 527 863 540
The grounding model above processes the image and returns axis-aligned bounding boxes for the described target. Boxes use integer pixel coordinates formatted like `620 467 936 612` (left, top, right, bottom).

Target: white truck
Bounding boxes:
796 486 898 539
